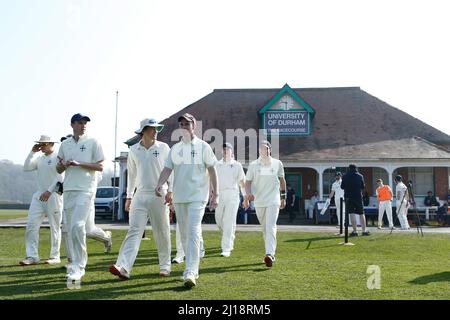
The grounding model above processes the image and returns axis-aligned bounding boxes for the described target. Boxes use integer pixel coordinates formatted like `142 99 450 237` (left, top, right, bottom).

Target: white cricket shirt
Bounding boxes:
57 135 104 193
396 182 408 202
245 157 285 208
127 140 172 198
165 136 217 204
331 180 344 199
24 151 63 194
216 158 245 192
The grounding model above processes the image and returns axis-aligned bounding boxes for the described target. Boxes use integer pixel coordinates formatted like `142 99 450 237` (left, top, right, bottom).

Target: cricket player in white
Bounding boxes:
60 134 112 270
155 113 218 288
244 140 286 267
57 113 105 281
395 175 410 230
215 142 245 257
109 118 172 280
329 172 345 228
20 136 63 265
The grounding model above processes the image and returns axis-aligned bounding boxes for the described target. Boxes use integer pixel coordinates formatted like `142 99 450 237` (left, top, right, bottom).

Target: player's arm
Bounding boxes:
23 146 40 171
73 139 104 171
243 180 253 209
125 152 137 212
67 160 103 171
207 166 219 210
329 189 335 199
279 176 287 209
155 167 173 197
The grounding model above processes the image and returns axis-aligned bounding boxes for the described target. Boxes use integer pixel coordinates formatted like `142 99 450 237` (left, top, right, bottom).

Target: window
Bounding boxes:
96 187 118 198
408 168 434 196
322 169 334 197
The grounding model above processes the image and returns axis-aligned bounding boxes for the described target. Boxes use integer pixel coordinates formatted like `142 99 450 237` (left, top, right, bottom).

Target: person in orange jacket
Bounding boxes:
375 179 395 230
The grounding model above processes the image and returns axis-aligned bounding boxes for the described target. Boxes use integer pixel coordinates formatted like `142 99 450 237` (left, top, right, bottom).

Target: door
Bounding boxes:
285 173 301 211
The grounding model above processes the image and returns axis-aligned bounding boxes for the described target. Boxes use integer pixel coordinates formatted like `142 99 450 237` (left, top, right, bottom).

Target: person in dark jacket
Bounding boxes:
424 191 439 207
340 164 370 236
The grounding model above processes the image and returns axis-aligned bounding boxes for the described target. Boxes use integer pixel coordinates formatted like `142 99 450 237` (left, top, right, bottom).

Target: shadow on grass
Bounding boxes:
409 272 450 285
284 235 337 243
285 235 340 250
0 260 266 299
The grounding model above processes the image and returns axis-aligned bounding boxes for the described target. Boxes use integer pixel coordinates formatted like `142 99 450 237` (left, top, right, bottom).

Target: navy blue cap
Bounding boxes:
71 113 91 123
335 172 342 177
60 134 73 142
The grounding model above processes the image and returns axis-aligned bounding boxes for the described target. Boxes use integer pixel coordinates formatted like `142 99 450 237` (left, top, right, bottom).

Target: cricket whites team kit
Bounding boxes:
21 149 63 265
58 135 105 281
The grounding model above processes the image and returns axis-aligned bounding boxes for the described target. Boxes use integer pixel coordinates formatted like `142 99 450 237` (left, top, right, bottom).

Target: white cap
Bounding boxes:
135 118 164 134
34 135 59 144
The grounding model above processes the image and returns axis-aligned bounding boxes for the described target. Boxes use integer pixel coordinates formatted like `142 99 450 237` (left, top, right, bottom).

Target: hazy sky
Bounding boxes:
1 0 449 169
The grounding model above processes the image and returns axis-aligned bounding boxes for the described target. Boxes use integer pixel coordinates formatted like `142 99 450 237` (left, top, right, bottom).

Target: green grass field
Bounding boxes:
0 209 28 221
0 228 450 300
0 227 449 300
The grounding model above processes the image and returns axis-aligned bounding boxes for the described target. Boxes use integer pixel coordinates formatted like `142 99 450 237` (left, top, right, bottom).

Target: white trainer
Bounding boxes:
19 257 39 266
159 269 171 277
104 231 112 253
67 268 85 281
171 256 184 264
45 258 61 265
184 275 197 288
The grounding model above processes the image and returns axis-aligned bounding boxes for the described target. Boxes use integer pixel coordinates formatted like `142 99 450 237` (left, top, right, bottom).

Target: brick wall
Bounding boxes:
434 167 449 200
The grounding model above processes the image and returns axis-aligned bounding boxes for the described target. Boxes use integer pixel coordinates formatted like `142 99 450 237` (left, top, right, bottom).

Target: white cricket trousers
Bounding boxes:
116 191 171 274
378 200 393 228
396 200 410 229
63 191 93 270
61 209 72 262
215 190 240 253
335 197 346 226
86 198 110 242
25 192 62 260
174 221 204 259
62 199 110 262
255 205 280 256
174 222 185 260
174 201 206 279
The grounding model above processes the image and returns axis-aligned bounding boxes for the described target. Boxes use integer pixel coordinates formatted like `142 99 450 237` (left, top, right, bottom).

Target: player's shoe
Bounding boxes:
19 257 39 266
44 257 61 265
104 231 112 253
184 275 197 288
109 264 130 280
171 256 184 264
159 269 171 277
264 254 275 267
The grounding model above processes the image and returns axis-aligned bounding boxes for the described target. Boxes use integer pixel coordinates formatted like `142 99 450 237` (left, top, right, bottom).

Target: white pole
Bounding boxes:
112 90 118 221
